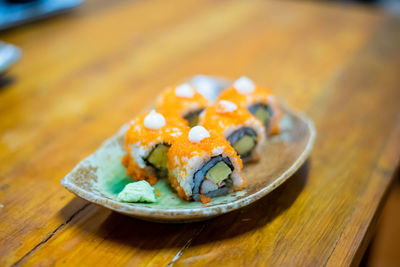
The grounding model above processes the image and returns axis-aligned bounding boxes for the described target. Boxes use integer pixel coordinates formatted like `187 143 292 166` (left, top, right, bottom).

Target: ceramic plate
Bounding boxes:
61 104 315 223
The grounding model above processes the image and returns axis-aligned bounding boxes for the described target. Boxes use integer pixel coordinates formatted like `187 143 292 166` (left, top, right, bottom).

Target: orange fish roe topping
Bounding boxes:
219 84 282 135
156 84 209 118
200 101 256 134
218 85 273 107
156 188 162 197
236 180 247 191
200 194 211 204
169 175 191 200
125 111 188 148
122 154 157 185
167 129 242 172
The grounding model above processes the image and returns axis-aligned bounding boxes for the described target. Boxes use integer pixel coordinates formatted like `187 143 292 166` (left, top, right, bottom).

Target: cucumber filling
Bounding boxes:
205 161 232 185
183 109 203 127
192 156 234 201
146 144 169 170
232 135 257 157
248 103 272 127
254 107 271 125
226 127 258 159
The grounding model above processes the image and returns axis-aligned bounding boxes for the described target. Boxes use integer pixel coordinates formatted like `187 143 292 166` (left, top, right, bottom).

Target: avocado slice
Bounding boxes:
254 106 271 126
205 161 232 185
232 135 257 157
146 144 169 169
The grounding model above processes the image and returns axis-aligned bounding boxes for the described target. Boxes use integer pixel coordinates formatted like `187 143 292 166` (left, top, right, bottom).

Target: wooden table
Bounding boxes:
1 0 399 266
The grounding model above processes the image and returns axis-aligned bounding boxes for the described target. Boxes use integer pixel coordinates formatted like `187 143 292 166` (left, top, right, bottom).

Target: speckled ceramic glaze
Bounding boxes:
61 105 315 223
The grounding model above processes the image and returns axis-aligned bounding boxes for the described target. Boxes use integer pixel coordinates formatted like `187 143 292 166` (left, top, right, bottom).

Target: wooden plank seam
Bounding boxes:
11 203 91 266
166 222 209 266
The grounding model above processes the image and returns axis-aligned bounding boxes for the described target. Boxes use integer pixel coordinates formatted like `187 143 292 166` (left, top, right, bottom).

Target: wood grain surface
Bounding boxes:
0 0 399 266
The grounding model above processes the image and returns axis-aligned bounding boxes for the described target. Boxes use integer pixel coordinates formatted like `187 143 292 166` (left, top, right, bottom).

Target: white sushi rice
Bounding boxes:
267 95 281 132
129 141 157 168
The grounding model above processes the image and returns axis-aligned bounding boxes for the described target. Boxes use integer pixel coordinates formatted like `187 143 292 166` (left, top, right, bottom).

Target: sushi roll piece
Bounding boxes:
168 126 245 203
200 100 265 162
189 75 230 102
122 110 188 185
218 76 282 135
156 83 209 127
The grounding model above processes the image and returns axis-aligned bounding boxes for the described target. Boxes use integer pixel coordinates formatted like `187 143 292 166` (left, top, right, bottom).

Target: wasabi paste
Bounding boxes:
117 181 156 203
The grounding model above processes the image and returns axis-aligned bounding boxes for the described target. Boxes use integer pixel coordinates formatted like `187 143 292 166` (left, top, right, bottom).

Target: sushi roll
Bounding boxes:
168 126 245 203
156 83 209 127
218 76 282 135
200 100 265 162
122 110 188 185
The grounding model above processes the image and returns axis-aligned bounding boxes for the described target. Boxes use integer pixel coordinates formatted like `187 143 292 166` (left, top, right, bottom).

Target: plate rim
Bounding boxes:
61 109 316 220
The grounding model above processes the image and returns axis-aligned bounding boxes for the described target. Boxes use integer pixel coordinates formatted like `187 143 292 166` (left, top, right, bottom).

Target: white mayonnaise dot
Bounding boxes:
188 126 210 143
233 76 255 94
144 110 165 130
216 100 237 113
175 83 195 98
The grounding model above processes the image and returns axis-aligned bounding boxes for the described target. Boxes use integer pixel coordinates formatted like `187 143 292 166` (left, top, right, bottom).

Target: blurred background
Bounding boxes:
0 0 399 266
